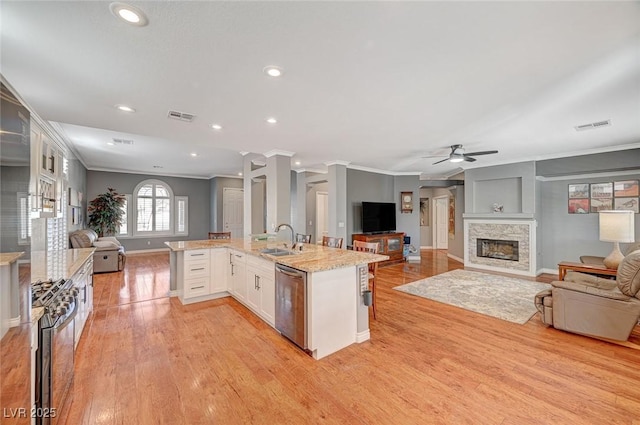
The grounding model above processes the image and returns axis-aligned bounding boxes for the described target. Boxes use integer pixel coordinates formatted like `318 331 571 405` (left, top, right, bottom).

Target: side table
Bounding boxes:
557 261 618 281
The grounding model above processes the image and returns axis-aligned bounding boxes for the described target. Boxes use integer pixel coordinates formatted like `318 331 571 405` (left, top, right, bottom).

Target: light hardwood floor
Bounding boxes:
62 250 640 424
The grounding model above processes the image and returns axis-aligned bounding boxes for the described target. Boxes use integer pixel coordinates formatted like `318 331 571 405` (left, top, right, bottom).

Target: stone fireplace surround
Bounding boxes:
464 218 537 276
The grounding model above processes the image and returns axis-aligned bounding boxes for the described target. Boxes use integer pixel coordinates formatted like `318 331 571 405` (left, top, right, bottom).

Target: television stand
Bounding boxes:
352 232 405 266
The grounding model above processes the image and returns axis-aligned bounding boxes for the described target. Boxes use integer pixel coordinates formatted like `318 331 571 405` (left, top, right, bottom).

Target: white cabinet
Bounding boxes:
73 257 93 350
182 249 211 299
246 255 276 326
210 248 228 294
228 250 246 302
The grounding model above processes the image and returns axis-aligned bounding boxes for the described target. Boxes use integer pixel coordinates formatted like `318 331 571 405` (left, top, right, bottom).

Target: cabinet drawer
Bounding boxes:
184 277 210 298
184 260 209 278
185 249 210 262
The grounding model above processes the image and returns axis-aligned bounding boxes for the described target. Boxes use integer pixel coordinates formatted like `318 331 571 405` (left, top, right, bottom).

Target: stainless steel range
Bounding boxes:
32 278 78 425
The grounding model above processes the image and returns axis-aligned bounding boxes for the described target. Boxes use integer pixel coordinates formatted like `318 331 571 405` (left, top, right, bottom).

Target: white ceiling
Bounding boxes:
1 1 639 179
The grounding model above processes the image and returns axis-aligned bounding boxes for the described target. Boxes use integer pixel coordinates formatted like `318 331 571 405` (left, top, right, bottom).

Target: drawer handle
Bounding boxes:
191 285 205 290
190 253 205 257
191 267 205 271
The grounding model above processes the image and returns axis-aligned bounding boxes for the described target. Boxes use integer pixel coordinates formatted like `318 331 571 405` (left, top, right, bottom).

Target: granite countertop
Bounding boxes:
0 252 25 266
165 239 389 273
31 248 95 282
31 307 45 325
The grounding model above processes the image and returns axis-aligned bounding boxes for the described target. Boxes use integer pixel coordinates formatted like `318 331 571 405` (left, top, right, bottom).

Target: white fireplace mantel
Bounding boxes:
464 218 537 277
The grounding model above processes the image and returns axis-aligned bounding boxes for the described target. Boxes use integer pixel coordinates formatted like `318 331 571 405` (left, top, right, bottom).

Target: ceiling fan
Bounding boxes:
425 144 498 165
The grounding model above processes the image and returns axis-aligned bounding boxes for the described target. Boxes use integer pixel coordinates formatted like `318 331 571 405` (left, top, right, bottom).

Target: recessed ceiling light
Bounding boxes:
190 153 198 157
109 2 149 26
238 172 243 176
115 104 136 113
266 117 277 124
211 124 222 130
107 142 115 146
294 161 301 166
264 66 283 77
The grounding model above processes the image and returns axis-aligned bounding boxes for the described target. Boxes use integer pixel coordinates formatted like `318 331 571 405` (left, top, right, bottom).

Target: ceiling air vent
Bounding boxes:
112 138 134 145
167 110 196 122
574 119 611 132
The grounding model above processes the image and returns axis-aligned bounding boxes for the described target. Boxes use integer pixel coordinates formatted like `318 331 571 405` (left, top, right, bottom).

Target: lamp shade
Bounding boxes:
599 210 635 242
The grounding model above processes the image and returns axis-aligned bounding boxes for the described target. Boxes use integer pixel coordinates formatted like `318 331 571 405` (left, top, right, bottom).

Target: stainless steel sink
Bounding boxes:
260 248 296 257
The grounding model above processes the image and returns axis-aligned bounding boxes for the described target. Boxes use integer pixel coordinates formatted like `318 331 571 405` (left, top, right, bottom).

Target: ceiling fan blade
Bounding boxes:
463 156 477 162
464 150 498 156
432 158 450 165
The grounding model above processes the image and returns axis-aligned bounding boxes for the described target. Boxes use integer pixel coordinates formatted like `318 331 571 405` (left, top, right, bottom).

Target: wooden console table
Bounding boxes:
352 232 405 266
557 261 617 281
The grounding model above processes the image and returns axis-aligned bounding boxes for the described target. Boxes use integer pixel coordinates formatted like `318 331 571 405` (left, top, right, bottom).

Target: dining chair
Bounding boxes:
208 232 231 240
352 240 380 319
295 233 312 243
321 236 343 249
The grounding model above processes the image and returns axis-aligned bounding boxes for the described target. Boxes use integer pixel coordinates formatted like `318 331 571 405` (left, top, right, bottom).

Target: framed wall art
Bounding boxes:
568 183 589 199
568 198 589 214
590 198 613 213
614 180 639 197
590 182 613 199
614 197 639 213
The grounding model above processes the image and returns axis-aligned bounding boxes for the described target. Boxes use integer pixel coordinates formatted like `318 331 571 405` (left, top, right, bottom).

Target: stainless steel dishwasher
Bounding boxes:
275 264 307 350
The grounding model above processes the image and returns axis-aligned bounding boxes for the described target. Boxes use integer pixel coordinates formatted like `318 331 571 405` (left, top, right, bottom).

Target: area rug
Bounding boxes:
393 269 551 324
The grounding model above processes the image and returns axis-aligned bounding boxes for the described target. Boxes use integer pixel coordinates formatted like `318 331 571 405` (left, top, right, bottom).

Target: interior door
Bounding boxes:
435 197 448 250
223 188 244 238
315 191 328 244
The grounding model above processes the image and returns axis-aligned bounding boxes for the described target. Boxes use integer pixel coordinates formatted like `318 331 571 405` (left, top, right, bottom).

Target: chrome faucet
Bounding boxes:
276 223 295 249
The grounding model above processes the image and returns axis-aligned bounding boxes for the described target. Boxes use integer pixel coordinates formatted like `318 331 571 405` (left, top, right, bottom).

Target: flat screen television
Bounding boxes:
362 202 396 234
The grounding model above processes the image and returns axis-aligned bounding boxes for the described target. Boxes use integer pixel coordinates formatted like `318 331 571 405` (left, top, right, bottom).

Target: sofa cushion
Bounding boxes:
93 240 121 249
617 250 640 299
70 230 97 248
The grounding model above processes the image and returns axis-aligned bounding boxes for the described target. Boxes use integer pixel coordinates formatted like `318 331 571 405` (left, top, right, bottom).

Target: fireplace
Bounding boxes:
477 238 519 261
464 219 536 276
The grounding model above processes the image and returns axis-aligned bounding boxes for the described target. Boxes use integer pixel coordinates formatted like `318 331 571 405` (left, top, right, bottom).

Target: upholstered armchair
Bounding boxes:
69 229 126 273
535 250 640 341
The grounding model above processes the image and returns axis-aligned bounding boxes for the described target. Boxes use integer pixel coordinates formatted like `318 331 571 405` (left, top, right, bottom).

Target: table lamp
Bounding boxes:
599 210 635 269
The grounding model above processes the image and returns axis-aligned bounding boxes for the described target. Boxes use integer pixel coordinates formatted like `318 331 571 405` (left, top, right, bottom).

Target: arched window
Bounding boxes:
132 179 188 236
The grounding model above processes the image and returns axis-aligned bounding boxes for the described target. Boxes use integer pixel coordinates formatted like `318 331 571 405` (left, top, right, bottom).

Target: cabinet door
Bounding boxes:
210 249 228 294
230 251 246 302
246 267 260 312
259 269 275 326
387 236 402 254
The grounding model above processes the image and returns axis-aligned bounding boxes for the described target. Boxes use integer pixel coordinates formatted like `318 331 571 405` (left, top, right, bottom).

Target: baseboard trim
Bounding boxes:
420 246 433 250
538 268 558 276
447 253 464 263
127 248 170 255
168 289 178 297
9 316 20 328
356 329 371 343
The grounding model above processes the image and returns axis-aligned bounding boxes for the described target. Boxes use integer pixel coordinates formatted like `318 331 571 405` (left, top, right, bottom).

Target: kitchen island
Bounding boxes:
165 239 388 359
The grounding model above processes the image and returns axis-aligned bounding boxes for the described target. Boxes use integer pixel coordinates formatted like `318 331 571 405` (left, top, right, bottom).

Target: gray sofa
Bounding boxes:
69 229 126 273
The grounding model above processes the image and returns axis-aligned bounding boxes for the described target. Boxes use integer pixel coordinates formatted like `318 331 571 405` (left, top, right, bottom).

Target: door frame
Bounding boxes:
223 187 244 238
315 191 328 244
433 195 449 250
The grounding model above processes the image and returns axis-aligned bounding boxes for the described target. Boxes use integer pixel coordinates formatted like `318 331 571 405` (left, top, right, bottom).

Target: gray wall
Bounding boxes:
87 171 211 251
210 176 243 232
394 175 421 249
419 188 434 248
465 161 536 214
539 172 640 269
346 169 395 243
66 152 87 233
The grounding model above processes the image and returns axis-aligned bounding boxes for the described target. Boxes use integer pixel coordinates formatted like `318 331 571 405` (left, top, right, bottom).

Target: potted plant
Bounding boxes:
87 188 125 237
